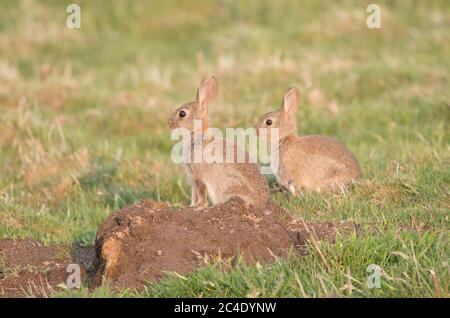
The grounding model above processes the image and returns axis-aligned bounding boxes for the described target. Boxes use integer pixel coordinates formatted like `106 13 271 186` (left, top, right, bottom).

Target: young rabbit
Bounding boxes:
168 76 269 209
255 87 361 194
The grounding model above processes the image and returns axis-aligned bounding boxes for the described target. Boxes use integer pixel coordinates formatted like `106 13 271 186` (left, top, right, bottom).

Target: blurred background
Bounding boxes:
0 0 448 244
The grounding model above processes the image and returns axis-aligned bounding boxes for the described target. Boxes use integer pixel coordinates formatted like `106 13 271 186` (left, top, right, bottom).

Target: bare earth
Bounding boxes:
0 198 357 297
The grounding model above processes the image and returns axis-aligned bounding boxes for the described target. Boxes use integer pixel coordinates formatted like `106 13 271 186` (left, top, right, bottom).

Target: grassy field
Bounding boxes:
0 0 449 297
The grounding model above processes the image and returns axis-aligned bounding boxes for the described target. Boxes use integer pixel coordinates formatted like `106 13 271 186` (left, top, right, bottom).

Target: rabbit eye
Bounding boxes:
265 119 273 125
179 110 186 118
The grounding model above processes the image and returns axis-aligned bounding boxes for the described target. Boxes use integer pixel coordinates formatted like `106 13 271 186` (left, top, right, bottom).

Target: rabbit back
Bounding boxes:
188 136 269 209
277 135 361 192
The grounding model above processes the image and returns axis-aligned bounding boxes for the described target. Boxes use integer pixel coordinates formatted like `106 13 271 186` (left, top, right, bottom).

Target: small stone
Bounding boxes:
157 250 163 256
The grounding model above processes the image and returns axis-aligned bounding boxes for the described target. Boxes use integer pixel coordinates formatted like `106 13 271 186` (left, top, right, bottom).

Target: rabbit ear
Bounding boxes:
281 87 300 119
196 76 219 114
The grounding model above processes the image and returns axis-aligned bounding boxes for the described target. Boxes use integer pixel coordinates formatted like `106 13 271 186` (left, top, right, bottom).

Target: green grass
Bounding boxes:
0 0 449 297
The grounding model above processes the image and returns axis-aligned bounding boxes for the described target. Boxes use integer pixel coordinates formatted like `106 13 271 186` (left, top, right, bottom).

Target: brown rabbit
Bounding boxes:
168 76 269 209
255 87 361 195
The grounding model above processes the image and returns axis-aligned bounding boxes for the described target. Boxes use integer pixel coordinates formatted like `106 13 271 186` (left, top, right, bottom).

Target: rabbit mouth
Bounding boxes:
168 119 178 129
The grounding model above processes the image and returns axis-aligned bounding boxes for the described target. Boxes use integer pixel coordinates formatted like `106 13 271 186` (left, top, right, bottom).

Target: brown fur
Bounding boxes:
168 76 269 209
255 87 361 194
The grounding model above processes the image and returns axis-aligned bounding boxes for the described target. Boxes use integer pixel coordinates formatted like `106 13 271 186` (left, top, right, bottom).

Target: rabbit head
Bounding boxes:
168 76 219 133
255 87 300 142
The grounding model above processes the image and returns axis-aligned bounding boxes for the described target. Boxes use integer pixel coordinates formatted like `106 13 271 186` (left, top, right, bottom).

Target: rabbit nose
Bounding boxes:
168 118 176 129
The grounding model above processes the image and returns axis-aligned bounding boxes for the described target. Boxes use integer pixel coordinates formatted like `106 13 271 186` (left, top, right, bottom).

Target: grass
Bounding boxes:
0 0 449 297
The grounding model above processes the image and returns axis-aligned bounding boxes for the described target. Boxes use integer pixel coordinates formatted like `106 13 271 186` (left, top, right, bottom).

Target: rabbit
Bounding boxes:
168 76 269 210
255 87 361 195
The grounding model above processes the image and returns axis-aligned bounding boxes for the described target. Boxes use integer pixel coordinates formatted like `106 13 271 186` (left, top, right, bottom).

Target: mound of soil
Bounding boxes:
93 197 357 289
0 198 358 297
